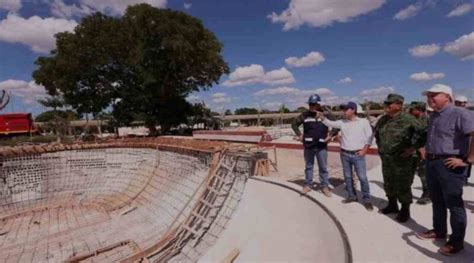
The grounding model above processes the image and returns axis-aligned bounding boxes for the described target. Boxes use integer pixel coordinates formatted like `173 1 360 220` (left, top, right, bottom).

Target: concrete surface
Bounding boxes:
200 178 349 262
203 148 474 262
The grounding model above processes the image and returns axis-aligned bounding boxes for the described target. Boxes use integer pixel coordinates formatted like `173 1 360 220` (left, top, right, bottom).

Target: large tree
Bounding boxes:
33 4 229 134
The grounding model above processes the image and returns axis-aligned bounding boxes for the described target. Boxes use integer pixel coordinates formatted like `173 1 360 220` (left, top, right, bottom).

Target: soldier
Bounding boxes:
292 94 332 196
408 101 430 204
374 94 426 222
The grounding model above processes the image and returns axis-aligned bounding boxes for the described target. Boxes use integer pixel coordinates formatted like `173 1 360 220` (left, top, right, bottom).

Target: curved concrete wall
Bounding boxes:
0 139 253 262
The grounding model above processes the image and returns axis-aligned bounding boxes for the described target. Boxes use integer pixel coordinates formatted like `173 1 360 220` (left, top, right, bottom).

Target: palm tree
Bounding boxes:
0 90 10 111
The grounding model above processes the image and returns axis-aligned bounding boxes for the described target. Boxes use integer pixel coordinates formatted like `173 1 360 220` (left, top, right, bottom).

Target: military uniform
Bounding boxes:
374 94 426 221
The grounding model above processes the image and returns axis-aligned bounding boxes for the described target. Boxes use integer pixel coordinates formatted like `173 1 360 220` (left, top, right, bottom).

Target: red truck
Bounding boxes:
0 113 37 136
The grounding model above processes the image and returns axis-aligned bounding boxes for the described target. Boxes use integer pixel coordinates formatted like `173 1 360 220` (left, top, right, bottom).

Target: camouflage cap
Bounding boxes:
409 101 426 110
384 93 404 104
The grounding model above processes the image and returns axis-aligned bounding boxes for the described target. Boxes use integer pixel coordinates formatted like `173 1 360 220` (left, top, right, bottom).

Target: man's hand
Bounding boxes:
316 111 324 120
419 147 426 160
444 157 468 169
356 148 368 157
401 147 415 157
294 134 303 142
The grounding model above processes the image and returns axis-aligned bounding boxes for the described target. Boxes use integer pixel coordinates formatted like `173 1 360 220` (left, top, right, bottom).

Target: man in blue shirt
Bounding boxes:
417 84 474 256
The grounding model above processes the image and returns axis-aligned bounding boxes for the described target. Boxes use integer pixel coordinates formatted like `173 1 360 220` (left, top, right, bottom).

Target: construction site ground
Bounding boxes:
202 148 474 262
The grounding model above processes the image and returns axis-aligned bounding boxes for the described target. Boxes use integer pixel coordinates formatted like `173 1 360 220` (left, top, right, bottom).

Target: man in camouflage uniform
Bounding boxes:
409 101 430 204
374 94 426 222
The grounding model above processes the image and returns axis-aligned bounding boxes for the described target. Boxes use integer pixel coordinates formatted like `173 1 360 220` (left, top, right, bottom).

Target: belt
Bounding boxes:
426 154 462 160
341 149 361 155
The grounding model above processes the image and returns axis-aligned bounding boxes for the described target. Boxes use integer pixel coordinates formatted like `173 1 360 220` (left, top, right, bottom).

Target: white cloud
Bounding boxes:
254 86 333 98
0 0 21 12
409 44 440 57
186 94 201 103
254 86 298 96
447 3 472 17
285 51 325 68
410 72 445 81
184 2 192 9
268 0 385 31
0 79 47 105
337 77 353 84
393 4 422 20
444 32 474 60
211 92 231 104
223 64 295 87
263 102 284 110
359 86 394 101
0 13 77 53
50 0 167 18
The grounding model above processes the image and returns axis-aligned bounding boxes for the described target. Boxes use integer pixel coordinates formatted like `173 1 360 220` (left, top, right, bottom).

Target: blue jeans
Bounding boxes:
340 152 371 201
426 159 467 247
304 147 329 187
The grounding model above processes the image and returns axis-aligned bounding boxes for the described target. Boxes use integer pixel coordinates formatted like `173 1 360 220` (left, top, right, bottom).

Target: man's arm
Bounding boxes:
468 133 474 163
291 114 304 137
321 118 343 129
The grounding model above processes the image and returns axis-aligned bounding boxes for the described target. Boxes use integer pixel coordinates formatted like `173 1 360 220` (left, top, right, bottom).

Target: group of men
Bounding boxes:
292 84 474 256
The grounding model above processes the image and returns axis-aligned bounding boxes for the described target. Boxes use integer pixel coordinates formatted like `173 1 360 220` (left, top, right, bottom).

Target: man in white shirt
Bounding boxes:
317 101 374 211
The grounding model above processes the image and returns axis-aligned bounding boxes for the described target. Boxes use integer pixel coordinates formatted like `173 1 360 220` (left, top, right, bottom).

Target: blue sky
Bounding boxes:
0 0 473 115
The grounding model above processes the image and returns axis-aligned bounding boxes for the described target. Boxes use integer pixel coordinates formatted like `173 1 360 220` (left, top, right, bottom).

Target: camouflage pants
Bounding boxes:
416 158 428 193
380 153 417 204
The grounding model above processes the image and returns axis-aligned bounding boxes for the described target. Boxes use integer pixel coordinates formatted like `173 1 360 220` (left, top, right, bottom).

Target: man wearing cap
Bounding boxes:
317 102 374 211
454 95 468 108
374 94 426 222
417 84 474 256
292 94 332 196
409 101 430 205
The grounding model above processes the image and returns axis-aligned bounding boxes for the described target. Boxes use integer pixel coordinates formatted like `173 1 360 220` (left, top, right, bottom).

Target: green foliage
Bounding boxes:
234 107 259 115
278 104 290 113
33 4 229 133
35 110 81 122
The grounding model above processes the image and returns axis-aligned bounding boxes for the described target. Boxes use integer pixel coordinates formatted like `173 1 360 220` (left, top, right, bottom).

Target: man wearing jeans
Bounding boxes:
292 94 332 196
417 84 474 256
318 102 374 211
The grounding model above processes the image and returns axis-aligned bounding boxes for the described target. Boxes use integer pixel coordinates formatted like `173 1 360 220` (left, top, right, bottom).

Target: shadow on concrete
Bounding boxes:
370 180 423 202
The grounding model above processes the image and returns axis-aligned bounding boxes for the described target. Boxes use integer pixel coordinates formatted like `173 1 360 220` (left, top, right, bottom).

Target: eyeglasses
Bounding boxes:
309 103 318 106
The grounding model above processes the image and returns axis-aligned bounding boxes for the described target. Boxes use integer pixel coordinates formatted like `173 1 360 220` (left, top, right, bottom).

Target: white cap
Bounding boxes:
454 95 468 103
422 84 453 101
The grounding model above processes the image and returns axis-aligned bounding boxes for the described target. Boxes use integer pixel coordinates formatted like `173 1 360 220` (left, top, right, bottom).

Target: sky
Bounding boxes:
0 0 473 116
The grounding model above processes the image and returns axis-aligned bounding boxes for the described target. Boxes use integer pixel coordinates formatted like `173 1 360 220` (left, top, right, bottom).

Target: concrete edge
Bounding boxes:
249 176 353 263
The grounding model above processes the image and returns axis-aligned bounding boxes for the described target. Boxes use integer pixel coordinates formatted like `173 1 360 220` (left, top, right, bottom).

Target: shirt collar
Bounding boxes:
437 104 454 115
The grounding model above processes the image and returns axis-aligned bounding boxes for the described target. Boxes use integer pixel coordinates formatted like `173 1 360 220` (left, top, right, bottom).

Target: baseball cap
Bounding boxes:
308 94 321 104
384 94 404 104
422 84 453 101
341 101 358 112
454 95 468 103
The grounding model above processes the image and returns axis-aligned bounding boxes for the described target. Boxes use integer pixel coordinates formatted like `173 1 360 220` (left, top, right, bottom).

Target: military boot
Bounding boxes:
416 192 431 205
381 198 399 214
396 203 411 222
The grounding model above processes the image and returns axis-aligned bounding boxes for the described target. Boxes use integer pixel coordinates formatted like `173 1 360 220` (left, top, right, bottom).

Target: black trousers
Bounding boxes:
426 159 467 247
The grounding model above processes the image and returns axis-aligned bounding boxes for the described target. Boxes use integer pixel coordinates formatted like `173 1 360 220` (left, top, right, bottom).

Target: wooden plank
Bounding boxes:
220 248 240 263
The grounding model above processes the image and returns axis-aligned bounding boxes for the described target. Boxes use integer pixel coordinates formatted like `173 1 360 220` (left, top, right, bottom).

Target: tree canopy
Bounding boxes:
33 4 229 133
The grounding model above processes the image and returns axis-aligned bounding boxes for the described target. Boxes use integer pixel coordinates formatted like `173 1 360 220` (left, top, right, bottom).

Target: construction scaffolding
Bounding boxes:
0 138 260 262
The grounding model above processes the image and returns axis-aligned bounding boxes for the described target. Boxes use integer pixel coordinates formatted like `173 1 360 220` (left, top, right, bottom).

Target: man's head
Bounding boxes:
422 84 453 111
409 101 426 118
383 93 404 115
341 101 357 119
307 94 322 112
454 95 468 108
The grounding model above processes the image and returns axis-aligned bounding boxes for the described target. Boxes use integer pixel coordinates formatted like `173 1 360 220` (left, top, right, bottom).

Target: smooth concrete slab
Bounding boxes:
200 179 349 262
